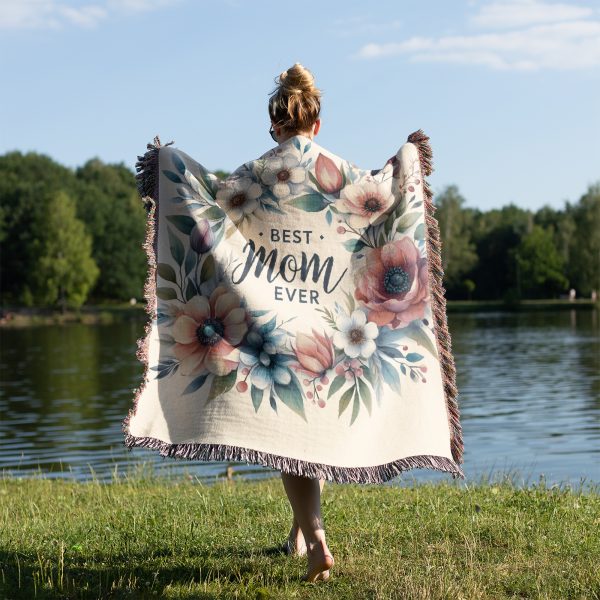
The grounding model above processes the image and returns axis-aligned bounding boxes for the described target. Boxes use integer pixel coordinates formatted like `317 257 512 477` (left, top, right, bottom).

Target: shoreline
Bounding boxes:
1 298 598 327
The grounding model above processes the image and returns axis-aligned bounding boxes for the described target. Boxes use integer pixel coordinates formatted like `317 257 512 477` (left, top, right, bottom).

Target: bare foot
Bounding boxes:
283 523 306 556
301 539 334 583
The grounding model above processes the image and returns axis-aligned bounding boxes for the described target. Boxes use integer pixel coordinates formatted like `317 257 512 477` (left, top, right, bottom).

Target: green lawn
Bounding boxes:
1 470 599 599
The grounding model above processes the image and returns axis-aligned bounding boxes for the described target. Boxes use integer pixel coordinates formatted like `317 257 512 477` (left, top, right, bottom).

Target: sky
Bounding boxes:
0 0 599 212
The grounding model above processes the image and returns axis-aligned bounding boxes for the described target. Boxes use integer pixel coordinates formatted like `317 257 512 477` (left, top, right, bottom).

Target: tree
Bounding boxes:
567 183 600 296
30 191 99 309
0 151 81 303
433 185 478 298
512 225 568 298
75 158 147 301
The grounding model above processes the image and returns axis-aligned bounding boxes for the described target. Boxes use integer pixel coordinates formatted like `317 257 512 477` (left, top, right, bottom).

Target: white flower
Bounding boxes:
216 177 262 223
333 309 379 359
260 153 306 200
336 181 395 229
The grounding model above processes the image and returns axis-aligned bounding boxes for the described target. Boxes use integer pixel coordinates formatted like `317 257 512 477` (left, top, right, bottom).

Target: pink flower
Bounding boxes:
171 286 248 376
336 181 395 228
292 329 335 378
355 237 430 329
315 153 343 194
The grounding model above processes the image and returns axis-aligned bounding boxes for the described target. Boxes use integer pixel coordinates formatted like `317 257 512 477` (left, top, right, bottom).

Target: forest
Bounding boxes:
0 150 598 309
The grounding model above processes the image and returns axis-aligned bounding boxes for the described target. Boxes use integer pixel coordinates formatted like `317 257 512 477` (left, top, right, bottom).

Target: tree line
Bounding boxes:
0 150 598 309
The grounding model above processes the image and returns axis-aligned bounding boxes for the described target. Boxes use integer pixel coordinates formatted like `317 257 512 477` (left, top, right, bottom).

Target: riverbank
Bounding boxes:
1 474 598 599
1 297 598 327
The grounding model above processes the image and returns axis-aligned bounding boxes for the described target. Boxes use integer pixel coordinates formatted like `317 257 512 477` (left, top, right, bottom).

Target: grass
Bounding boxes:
1 467 599 599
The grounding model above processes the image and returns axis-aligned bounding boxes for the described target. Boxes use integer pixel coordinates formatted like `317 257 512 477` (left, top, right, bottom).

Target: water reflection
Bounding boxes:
1 308 598 487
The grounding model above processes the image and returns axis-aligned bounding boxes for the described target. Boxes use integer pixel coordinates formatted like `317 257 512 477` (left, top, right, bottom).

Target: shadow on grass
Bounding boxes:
0 544 295 599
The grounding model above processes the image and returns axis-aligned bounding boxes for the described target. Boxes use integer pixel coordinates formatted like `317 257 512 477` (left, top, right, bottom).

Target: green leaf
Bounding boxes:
207 371 237 403
357 377 372 416
338 385 354 417
327 374 346 399
171 153 187 175
200 206 225 221
343 239 366 253
185 279 196 301
396 212 421 232
182 373 208 395
184 247 197 276
414 222 425 241
288 193 328 212
251 385 264 412
156 287 177 300
344 290 356 314
274 372 307 421
350 391 360 425
200 254 215 283
167 226 185 266
163 170 182 183
404 323 439 359
157 262 177 284
384 215 394 236
166 215 196 236
405 352 424 362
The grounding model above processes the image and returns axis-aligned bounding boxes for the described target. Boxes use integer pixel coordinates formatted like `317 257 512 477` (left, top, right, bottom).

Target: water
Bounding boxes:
1 309 598 488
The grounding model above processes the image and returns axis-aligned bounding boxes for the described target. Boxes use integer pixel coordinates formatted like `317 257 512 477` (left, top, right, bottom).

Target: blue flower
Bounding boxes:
239 317 294 390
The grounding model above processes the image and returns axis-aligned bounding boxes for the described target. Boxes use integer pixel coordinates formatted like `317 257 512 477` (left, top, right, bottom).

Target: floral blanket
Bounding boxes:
122 130 464 483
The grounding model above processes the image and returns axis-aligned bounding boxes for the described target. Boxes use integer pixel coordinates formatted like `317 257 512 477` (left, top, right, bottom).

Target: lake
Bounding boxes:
1 308 598 488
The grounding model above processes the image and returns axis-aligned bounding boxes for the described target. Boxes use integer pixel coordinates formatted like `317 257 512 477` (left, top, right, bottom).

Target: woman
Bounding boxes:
125 60 464 587
268 62 333 583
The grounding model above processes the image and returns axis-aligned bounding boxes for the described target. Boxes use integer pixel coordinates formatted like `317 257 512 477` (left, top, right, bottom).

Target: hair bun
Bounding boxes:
268 62 322 134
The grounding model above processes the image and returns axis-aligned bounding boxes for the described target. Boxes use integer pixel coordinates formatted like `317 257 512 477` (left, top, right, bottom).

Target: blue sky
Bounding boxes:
1 0 598 211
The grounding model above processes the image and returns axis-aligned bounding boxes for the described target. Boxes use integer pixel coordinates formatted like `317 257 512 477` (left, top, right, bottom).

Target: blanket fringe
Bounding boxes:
124 433 464 483
406 129 464 467
121 135 173 439
122 132 465 485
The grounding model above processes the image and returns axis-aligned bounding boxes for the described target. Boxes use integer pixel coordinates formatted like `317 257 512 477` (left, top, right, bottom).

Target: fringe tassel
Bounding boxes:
121 135 173 439
122 133 466 485
124 433 464 484
407 129 465 467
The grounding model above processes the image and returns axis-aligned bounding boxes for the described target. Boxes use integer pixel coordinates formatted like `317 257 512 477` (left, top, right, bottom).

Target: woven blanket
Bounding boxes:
122 130 464 483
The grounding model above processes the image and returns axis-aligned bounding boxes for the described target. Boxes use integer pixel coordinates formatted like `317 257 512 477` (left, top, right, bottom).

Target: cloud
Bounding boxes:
0 0 181 30
354 0 600 71
470 0 594 29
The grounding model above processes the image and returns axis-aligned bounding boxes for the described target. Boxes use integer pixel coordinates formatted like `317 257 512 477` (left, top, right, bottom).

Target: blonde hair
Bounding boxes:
268 62 322 135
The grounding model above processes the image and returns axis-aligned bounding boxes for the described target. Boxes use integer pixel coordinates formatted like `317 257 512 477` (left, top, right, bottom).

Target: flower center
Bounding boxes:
363 196 382 213
349 328 364 344
277 169 290 182
196 318 225 346
230 193 246 207
383 266 410 295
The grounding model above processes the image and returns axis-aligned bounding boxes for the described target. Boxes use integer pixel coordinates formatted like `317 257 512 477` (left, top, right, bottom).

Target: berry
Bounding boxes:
236 381 248 393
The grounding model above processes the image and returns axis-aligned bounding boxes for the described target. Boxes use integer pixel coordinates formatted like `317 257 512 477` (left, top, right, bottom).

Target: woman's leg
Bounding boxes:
280 473 334 581
284 478 325 554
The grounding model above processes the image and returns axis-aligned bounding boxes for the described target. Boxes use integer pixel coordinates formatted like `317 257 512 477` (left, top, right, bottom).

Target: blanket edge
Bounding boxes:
406 129 464 467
